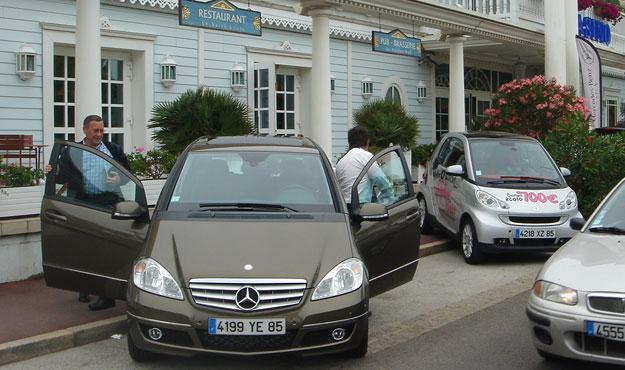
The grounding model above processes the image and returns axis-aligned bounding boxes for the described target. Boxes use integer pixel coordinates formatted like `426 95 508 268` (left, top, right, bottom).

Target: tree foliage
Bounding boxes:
353 99 419 154
149 88 254 154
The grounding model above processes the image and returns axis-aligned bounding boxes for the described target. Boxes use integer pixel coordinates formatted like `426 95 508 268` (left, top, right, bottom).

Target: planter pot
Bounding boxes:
142 179 167 206
411 164 426 183
0 184 44 218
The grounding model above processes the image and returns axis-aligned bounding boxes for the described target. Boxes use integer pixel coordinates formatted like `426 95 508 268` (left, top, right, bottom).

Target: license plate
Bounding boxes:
587 321 625 342
208 318 286 335
514 228 555 238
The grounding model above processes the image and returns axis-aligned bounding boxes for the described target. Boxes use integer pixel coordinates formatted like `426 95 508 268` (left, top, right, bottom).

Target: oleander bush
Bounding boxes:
126 147 176 180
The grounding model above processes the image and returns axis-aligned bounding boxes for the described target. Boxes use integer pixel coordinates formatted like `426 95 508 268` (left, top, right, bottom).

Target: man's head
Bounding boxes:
348 126 370 150
82 115 105 147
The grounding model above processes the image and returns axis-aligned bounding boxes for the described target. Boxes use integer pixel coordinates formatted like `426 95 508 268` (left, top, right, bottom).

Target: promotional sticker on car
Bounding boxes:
505 191 558 203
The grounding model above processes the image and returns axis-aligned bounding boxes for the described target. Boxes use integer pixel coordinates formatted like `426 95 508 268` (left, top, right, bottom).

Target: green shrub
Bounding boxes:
353 99 419 154
149 88 254 155
543 117 625 217
0 157 43 187
127 148 176 180
411 144 437 166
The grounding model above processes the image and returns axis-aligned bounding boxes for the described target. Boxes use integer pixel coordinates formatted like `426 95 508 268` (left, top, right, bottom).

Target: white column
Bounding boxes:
448 35 467 133
565 0 580 91
197 29 205 87
75 0 101 135
309 8 333 159
544 0 567 84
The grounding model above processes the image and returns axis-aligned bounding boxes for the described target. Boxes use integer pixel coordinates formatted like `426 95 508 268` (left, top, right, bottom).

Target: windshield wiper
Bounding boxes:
494 176 561 185
197 202 299 213
588 226 625 234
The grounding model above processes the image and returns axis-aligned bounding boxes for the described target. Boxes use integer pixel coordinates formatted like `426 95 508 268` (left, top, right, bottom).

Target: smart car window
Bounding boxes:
169 151 335 213
50 144 137 211
433 138 452 169
358 150 410 207
441 138 464 167
469 139 564 188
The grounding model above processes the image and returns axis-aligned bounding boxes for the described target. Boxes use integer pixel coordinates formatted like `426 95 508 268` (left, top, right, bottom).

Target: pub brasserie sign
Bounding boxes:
372 29 421 58
179 0 262 36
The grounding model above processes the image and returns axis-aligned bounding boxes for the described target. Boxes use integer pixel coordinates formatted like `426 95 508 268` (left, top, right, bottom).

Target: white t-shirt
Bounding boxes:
335 147 373 204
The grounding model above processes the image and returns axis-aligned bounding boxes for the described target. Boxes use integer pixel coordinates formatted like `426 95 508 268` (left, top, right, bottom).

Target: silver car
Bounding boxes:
417 132 581 264
527 177 625 365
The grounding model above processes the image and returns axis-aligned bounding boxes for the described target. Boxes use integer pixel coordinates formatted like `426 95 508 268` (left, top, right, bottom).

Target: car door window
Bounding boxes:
352 147 411 208
441 138 465 168
433 138 452 169
48 142 142 211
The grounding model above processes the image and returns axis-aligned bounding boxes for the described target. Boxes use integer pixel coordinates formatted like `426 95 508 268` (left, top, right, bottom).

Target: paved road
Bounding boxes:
2 248 552 370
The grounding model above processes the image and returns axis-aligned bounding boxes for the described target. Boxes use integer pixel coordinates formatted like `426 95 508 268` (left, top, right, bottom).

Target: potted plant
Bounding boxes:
579 0 625 25
411 144 437 182
127 147 176 205
0 157 45 218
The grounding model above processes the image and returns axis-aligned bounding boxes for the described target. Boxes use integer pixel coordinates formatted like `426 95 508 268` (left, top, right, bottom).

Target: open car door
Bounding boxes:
350 146 421 297
41 141 150 300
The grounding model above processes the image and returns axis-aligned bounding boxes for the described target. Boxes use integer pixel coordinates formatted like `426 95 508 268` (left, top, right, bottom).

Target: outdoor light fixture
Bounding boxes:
160 55 177 88
361 75 373 99
16 43 36 81
513 57 527 80
416 80 427 103
230 63 245 92
330 74 336 94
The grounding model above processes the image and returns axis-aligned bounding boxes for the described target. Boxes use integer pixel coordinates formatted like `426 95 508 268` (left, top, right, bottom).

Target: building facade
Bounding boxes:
2 0 625 164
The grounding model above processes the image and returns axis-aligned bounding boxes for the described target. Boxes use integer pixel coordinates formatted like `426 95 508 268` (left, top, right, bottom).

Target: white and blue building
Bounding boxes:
2 0 625 162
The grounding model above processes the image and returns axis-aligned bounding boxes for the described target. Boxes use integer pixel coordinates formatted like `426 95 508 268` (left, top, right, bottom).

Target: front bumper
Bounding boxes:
126 285 369 357
471 208 579 252
527 294 625 365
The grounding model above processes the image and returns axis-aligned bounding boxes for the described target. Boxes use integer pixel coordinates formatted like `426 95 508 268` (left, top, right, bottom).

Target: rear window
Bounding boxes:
469 139 565 188
168 151 336 213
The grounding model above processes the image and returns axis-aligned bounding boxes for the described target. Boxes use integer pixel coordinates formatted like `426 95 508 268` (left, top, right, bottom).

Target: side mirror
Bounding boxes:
354 203 389 222
445 164 464 176
569 217 585 231
112 201 146 220
560 167 571 177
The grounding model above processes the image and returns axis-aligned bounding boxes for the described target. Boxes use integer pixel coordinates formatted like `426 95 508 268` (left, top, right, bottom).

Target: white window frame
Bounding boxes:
380 76 407 107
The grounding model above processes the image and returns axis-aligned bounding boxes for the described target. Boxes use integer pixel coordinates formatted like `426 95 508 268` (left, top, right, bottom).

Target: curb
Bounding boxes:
0 237 454 366
0 316 127 366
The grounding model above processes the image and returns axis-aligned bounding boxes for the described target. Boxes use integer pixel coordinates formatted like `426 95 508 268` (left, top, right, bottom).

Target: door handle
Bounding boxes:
45 210 67 222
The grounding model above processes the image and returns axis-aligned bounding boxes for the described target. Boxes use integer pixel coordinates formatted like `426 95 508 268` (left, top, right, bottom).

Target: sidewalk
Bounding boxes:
0 231 455 366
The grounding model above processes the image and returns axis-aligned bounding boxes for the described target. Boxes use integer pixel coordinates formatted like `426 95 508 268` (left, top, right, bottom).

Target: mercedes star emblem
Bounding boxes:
235 286 260 310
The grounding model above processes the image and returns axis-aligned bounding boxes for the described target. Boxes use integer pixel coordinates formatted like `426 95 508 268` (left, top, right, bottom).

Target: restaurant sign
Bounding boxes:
372 29 421 58
179 0 262 36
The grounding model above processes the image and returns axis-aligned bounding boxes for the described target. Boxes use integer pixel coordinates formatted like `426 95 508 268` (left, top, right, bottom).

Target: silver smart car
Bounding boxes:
527 177 625 365
417 132 582 264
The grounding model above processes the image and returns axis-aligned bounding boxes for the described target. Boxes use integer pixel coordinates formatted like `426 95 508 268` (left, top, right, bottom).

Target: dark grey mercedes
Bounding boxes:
41 136 420 360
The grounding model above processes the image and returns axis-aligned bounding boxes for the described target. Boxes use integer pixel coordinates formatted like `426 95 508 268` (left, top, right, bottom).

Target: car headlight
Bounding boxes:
133 258 184 300
476 190 509 209
559 191 577 210
312 258 364 301
533 280 577 305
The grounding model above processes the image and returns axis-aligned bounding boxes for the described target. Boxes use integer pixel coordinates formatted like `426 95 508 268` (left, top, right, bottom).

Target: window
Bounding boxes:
101 59 125 147
435 97 449 142
53 55 76 142
51 143 138 211
253 68 270 133
276 73 296 135
605 98 618 127
441 138 465 168
359 150 409 207
385 86 401 105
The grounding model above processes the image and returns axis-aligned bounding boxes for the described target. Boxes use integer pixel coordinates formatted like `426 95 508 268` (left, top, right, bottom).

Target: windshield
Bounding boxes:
469 139 564 188
168 151 336 213
587 180 625 234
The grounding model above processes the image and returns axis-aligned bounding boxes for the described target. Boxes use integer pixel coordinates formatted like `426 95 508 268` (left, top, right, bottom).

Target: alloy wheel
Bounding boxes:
462 223 474 258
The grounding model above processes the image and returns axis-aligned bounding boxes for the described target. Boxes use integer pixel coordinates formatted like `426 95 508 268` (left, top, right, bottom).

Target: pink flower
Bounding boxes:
546 112 553 118
498 98 507 105
135 146 145 153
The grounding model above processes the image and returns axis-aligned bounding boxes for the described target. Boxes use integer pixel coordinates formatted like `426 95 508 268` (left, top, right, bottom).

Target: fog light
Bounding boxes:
331 328 346 341
148 327 163 341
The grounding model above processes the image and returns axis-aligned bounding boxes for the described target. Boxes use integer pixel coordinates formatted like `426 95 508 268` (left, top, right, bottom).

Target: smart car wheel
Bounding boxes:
128 332 158 362
461 218 484 264
417 196 433 233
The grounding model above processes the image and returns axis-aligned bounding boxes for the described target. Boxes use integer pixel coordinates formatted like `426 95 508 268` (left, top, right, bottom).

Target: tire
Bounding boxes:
347 318 369 358
417 196 433 233
127 332 158 362
461 218 484 265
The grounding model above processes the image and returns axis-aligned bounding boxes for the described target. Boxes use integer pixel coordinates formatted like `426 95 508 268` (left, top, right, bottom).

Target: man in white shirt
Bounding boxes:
335 126 374 205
